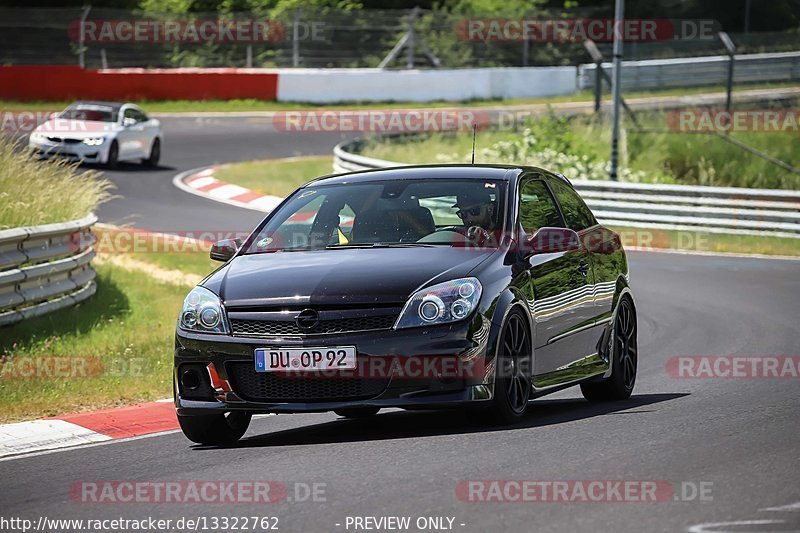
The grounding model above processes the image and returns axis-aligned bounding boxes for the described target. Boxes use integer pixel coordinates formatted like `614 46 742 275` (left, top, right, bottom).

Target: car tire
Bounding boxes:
106 141 119 169
177 412 251 445
581 296 637 402
334 407 380 419
479 310 532 425
143 138 160 167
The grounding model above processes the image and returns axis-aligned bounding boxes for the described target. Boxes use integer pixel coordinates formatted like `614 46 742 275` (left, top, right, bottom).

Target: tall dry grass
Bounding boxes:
0 137 113 230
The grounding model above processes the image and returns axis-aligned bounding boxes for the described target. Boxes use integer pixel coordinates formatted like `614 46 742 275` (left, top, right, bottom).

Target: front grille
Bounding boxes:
226 362 389 402
230 314 396 337
45 137 81 144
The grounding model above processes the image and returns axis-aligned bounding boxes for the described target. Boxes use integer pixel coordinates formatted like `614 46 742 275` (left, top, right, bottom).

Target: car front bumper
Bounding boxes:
174 314 496 416
28 138 109 163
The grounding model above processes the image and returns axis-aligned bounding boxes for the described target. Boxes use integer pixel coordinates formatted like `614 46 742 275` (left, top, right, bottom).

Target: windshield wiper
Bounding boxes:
326 242 437 249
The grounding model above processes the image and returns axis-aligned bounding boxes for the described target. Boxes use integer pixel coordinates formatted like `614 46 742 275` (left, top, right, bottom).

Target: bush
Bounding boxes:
0 138 112 230
407 111 800 189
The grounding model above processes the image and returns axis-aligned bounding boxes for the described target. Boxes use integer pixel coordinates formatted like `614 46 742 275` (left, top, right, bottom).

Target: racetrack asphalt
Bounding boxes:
3 116 799 533
95 116 351 232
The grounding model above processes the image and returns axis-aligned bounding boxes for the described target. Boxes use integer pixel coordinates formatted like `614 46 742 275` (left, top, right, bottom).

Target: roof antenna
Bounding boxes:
471 122 477 165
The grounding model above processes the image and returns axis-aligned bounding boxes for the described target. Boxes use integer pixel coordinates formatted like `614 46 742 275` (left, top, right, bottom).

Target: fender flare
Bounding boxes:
484 287 535 389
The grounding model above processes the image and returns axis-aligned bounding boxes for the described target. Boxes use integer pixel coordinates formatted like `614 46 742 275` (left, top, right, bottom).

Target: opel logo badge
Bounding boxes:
295 309 319 332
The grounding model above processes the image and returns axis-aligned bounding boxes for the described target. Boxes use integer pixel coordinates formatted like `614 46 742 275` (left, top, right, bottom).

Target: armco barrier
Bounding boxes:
578 51 800 91
0 214 97 327
0 66 278 101
333 140 800 239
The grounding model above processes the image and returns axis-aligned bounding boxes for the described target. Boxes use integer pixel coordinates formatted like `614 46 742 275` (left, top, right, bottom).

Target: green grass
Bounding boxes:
0 137 112 229
0 227 231 422
361 130 514 164
612 226 800 257
213 155 333 197
94 226 221 279
1 81 797 113
360 108 800 190
0 263 189 422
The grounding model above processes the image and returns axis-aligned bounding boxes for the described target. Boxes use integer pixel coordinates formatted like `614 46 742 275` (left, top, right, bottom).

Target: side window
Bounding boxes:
518 180 563 234
133 109 148 122
338 203 356 238
549 179 597 231
123 108 136 120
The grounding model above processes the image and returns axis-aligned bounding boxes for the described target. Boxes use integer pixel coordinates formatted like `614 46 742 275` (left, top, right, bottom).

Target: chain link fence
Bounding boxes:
1 7 799 70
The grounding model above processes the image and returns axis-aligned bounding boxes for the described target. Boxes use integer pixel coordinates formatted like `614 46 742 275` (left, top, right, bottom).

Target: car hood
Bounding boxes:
206 246 495 308
33 119 119 138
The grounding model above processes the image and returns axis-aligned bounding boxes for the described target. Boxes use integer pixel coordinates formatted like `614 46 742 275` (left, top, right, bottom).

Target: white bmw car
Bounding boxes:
28 101 162 168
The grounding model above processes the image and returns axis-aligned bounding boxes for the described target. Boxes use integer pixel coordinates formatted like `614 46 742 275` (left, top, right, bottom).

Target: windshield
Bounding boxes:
59 104 118 123
242 178 507 253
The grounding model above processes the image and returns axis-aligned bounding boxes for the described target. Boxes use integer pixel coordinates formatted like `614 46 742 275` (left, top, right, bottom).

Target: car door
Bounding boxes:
116 108 137 159
516 177 596 383
134 108 159 156
118 107 147 159
548 177 626 358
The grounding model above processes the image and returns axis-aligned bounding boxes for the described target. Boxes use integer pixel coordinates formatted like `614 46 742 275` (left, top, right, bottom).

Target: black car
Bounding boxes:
174 165 637 444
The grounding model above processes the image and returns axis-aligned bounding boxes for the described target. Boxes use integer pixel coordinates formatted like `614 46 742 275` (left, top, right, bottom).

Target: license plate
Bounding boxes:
254 346 356 372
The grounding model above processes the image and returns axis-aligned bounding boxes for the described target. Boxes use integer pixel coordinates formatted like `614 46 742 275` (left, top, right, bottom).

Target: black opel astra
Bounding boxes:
174 165 637 444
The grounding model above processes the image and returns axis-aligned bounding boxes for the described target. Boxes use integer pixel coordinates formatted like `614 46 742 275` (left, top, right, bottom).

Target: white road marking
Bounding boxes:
0 412 279 463
687 519 785 533
207 183 251 199
185 175 217 188
172 167 274 213
0 429 181 463
248 195 283 211
761 502 800 512
0 420 111 459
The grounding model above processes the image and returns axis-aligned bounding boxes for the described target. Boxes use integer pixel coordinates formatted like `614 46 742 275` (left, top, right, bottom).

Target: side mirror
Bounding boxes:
210 238 242 262
122 117 137 127
525 227 581 255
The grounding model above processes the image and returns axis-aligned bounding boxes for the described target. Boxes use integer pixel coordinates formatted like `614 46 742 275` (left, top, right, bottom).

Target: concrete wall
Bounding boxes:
276 67 578 103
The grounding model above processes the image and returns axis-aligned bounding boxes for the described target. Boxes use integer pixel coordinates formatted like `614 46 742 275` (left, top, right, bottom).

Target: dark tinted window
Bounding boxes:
518 180 563 234
243 179 507 252
549 178 597 231
59 104 117 123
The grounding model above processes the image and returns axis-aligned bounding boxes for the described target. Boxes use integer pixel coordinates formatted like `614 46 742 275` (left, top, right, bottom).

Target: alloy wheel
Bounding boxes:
501 313 531 414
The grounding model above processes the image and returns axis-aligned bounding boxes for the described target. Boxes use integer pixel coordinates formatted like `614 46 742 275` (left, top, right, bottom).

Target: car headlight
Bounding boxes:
395 277 482 329
30 132 46 142
179 286 229 334
82 137 105 146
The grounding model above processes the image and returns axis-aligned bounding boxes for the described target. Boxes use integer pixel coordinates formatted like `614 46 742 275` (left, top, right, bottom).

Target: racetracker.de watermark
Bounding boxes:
70 481 327 504
68 19 286 43
272 110 491 133
456 18 719 42
74 229 251 255
0 355 152 379
668 109 800 133
81 228 710 255
666 356 800 379
456 480 713 503
2 111 112 135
